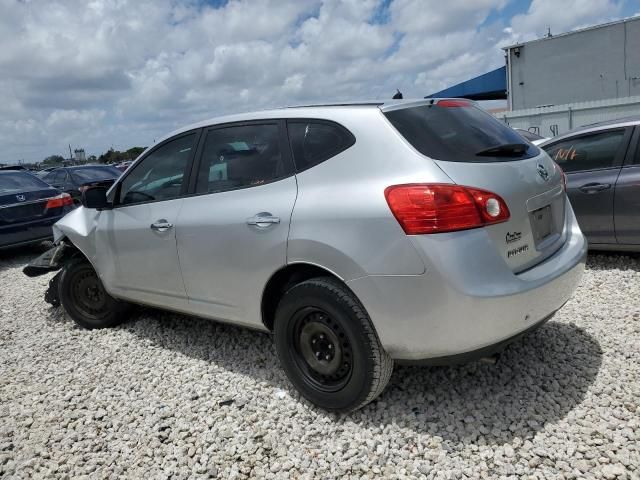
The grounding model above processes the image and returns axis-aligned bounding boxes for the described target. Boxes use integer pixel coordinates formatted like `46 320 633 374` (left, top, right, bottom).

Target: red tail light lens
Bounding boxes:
384 184 510 234
45 193 73 209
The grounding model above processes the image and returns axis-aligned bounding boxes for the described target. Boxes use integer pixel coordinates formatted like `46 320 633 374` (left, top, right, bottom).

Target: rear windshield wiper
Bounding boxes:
475 143 528 157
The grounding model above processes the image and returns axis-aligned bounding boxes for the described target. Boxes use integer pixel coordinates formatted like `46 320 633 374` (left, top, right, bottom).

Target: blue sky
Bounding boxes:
1 0 639 163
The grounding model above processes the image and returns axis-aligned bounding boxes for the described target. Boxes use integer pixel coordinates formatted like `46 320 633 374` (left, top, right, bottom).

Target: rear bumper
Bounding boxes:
0 215 66 249
347 203 587 361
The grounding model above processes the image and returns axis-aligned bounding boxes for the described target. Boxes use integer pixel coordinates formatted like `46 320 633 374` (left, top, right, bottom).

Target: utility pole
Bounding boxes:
68 144 73 162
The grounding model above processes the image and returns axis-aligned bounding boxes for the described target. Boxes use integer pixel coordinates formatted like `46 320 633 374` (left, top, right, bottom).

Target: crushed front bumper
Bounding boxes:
23 243 67 277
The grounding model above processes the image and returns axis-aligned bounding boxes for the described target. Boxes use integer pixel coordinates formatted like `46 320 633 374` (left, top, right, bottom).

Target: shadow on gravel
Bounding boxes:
586 251 640 271
358 321 603 446
126 309 601 446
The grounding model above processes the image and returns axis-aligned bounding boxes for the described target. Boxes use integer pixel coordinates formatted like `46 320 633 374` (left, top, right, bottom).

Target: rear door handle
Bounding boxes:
150 219 173 232
246 213 280 227
578 182 611 194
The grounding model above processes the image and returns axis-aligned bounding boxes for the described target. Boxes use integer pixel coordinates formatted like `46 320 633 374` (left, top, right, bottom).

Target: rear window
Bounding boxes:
384 102 540 162
0 172 49 193
70 166 121 183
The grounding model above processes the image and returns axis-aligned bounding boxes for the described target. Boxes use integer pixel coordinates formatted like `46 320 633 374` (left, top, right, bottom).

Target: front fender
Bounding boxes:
52 206 100 262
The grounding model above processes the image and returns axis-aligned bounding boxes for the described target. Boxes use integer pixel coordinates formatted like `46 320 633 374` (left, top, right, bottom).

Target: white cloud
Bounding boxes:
510 0 622 40
0 0 631 162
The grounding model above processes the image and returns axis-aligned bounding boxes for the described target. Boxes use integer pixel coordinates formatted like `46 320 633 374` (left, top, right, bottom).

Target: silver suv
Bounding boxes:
25 99 587 412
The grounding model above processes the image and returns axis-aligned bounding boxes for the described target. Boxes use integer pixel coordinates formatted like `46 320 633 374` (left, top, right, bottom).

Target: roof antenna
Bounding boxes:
545 26 553 38
392 89 403 100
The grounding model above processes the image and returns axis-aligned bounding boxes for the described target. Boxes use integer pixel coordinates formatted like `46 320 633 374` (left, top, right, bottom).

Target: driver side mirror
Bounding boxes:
81 186 111 210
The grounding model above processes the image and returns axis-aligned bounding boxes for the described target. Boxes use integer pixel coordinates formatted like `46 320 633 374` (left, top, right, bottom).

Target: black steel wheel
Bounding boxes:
291 307 353 392
58 256 130 329
274 277 393 412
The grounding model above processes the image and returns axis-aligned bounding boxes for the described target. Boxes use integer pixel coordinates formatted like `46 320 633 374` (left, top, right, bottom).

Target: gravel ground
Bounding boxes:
1 246 639 479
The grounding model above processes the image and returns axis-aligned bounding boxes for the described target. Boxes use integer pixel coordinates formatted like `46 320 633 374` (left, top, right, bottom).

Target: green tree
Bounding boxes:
97 147 146 164
126 147 145 159
42 155 65 165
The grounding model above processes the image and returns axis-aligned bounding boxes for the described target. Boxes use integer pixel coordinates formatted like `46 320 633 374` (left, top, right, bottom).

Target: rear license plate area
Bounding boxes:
531 205 553 243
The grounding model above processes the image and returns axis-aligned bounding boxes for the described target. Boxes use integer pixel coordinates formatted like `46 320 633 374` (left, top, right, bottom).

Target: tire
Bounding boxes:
274 277 393 412
58 256 130 329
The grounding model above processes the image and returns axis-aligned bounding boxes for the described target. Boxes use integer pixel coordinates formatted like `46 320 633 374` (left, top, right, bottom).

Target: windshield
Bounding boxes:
384 102 539 163
0 172 50 194
70 166 121 183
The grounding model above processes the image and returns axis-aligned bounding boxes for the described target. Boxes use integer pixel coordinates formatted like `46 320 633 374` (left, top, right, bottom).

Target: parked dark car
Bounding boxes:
35 167 57 178
114 161 134 172
541 116 640 251
42 165 122 204
0 170 74 249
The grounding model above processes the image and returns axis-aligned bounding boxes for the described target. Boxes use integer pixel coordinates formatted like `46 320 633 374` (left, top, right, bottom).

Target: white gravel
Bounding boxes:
1 246 639 479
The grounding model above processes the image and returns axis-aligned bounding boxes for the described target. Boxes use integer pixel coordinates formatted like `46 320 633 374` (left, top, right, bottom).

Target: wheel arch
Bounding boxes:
261 262 353 331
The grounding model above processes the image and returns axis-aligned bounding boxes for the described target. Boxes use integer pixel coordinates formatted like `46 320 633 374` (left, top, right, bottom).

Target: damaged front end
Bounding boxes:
23 241 75 307
23 204 101 307
23 242 69 277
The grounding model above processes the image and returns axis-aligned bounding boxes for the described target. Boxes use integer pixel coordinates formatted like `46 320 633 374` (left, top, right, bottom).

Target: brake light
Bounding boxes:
437 99 471 108
45 193 73 209
384 184 510 234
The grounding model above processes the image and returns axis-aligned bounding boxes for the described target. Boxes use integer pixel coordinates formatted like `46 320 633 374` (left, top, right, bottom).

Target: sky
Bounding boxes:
1 0 639 163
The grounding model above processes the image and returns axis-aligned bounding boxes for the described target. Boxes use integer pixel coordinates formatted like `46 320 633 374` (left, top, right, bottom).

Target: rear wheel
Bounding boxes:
58 256 130 329
274 277 393 412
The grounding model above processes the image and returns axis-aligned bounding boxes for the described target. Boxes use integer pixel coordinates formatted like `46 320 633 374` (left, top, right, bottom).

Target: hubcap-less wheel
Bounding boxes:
58 257 130 329
69 268 108 318
274 277 394 412
293 307 353 392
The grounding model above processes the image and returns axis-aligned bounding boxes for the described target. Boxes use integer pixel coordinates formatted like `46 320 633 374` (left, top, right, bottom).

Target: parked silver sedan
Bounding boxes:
24 99 586 411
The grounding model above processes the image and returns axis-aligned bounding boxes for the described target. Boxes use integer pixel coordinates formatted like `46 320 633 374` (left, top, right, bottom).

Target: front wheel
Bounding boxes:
274 277 393 412
58 256 130 329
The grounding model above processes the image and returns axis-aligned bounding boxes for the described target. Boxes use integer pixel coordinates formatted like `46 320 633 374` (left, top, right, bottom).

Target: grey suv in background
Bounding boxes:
540 116 640 251
25 99 586 411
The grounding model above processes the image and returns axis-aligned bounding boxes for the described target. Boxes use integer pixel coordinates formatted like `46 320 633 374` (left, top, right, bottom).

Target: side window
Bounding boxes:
118 133 196 205
288 121 355 172
195 124 290 194
47 170 66 186
543 129 626 173
43 171 56 184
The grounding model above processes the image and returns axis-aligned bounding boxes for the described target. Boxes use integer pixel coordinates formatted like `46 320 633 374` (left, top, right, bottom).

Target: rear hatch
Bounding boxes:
383 100 566 272
0 172 64 226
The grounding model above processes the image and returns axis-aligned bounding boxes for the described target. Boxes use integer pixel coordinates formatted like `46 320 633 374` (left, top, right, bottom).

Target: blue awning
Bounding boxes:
428 66 506 101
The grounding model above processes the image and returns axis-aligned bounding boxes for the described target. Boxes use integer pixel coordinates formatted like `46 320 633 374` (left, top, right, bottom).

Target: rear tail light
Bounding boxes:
45 193 73 209
384 184 510 235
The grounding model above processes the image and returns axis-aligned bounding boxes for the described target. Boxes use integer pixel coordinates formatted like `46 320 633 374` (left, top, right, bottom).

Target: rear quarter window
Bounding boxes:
287 120 355 172
384 102 540 163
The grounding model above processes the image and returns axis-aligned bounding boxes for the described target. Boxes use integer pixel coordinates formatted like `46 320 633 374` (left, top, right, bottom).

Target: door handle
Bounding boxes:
246 213 280 227
578 182 611 194
150 219 173 232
